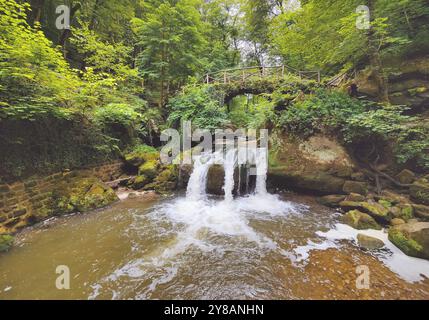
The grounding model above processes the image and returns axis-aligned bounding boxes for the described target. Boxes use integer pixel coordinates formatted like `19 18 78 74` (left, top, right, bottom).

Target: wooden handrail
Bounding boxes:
203 65 321 84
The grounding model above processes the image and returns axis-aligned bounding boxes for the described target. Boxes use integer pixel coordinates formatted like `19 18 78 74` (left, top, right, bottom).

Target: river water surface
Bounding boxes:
1 150 429 299
1 192 429 300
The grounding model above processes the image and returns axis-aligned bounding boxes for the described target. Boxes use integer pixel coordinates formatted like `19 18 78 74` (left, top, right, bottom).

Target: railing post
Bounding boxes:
242 70 245 84
224 72 227 84
206 74 209 84
317 71 321 83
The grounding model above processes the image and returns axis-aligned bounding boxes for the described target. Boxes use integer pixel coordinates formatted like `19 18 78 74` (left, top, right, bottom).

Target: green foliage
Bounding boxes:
276 88 428 171
94 103 142 128
133 0 207 105
277 90 367 137
167 85 228 131
0 0 80 120
342 105 413 143
270 0 428 73
128 144 158 155
395 125 429 170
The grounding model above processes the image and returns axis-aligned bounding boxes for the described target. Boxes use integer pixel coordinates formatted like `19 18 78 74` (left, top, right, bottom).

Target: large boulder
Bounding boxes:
356 56 429 110
342 181 368 195
410 178 429 205
317 195 346 207
124 148 158 168
138 160 159 179
388 222 429 260
341 210 381 230
357 234 385 250
52 177 119 215
413 204 429 221
144 165 178 194
339 200 392 223
395 169 416 185
0 234 14 253
269 134 356 194
207 165 225 195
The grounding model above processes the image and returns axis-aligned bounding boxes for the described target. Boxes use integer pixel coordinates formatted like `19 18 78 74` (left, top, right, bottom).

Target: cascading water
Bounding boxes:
255 148 268 195
186 153 215 201
185 147 269 202
223 149 237 202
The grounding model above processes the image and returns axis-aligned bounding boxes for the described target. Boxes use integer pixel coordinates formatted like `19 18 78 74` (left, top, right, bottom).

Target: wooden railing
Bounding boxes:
203 65 321 85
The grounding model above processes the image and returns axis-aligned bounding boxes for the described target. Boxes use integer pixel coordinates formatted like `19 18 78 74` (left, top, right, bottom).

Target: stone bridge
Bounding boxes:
202 65 322 104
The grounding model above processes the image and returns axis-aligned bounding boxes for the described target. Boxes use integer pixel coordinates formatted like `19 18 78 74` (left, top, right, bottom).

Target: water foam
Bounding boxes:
294 223 429 282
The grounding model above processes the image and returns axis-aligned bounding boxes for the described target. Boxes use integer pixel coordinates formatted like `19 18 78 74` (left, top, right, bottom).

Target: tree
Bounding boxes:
133 0 207 107
269 0 428 101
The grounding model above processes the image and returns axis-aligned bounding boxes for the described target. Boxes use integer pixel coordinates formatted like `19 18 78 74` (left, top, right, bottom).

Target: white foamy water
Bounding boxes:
255 148 268 196
89 148 305 298
223 149 237 202
186 152 216 201
294 223 429 282
86 148 428 300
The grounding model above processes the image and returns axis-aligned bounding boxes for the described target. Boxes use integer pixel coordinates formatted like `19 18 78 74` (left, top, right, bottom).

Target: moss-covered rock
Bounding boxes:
138 160 159 179
207 165 225 195
342 181 368 195
391 218 406 226
339 200 362 211
131 175 150 190
341 210 381 230
345 193 366 202
360 202 391 223
395 169 415 185
0 234 14 252
389 206 402 218
378 199 392 209
124 146 158 168
317 194 346 207
268 133 355 195
388 222 429 260
148 166 178 193
339 200 390 223
413 204 429 221
377 190 409 206
399 204 414 221
410 178 429 205
52 177 118 214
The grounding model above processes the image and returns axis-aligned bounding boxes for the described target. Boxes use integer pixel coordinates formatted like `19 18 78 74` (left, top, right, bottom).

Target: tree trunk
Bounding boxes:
59 3 81 59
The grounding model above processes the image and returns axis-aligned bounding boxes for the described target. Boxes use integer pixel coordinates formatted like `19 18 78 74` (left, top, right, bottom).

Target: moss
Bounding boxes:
400 205 414 221
0 234 14 252
360 202 390 219
52 177 118 214
410 179 429 205
388 228 423 258
132 175 150 190
378 199 392 208
341 210 381 230
138 160 159 179
408 87 428 96
124 145 159 169
146 166 178 194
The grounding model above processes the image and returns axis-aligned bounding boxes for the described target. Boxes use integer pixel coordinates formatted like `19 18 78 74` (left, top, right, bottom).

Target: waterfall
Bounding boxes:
223 149 237 202
255 148 268 195
186 153 215 201
186 147 268 201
